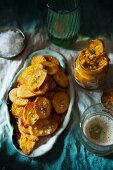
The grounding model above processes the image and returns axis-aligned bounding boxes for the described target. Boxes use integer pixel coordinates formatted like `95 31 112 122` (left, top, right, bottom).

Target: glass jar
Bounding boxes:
80 103 113 156
74 49 109 89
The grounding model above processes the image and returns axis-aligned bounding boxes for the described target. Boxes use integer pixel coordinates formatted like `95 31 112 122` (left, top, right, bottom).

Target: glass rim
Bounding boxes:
46 0 81 13
81 103 113 116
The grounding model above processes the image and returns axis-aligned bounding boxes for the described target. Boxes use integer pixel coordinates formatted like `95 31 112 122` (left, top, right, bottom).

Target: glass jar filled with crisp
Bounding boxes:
74 39 109 89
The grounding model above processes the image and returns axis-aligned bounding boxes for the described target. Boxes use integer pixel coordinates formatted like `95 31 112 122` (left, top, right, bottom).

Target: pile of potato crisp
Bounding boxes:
9 55 70 155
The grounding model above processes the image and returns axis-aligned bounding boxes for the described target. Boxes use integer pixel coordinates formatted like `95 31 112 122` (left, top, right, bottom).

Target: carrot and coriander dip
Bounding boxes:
74 39 109 89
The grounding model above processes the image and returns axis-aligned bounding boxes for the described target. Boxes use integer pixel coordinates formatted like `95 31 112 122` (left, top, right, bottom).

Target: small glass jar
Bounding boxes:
80 103 113 156
74 49 109 89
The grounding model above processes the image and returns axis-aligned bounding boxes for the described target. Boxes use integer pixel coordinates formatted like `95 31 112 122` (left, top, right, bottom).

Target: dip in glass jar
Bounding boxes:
74 39 109 89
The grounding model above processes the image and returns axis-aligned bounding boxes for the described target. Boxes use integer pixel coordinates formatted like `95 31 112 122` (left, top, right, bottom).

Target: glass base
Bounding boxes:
81 137 113 156
48 32 78 48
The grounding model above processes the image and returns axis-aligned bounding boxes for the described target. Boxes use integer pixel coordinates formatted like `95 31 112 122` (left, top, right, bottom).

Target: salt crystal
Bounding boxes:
0 30 24 58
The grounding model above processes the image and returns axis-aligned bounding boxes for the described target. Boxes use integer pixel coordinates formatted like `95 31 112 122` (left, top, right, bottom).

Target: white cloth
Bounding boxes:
0 29 113 141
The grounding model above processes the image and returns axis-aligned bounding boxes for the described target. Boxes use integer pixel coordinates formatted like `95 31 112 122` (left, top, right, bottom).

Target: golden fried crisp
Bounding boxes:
11 103 24 118
17 65 34 85
42 61 59 75
18 119 31 134
17 85 37 98
45 87 66 101
27 68 47 91
33 80 49 95
52 91 70 114
31 63 44 69
87 39 105 55
53 68 69 88
17 65 47 90
45 91 56 101
9 88 28 106
29 114 60 137
23 102 39 125
101 89 113 105
46 76 57 91
31 55 46 65
35 97 52 119
19 134 38 155
79 48 109 70
44 55 60 65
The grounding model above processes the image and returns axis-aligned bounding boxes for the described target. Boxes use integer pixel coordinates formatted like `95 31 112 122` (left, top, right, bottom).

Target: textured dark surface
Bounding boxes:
0 0 113 38
80 0 113 38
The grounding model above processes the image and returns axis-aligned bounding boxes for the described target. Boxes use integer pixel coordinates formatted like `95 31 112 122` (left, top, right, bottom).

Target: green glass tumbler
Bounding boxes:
46 0 81 48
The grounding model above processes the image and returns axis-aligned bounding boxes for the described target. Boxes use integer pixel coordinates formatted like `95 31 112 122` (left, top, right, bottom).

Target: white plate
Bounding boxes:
6 49 75 157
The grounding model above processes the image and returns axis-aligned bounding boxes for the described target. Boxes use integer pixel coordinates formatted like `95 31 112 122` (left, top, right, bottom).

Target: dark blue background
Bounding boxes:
0 0 113 38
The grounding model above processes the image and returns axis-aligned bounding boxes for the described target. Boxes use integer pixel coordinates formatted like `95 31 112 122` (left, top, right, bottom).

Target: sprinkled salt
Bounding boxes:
0 30 24 58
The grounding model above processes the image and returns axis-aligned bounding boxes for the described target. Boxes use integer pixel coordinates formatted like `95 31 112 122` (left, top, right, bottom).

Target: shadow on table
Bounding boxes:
104 153 113 160
104 63 113 90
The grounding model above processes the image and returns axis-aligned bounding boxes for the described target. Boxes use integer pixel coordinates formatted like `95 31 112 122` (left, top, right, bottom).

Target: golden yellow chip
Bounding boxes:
17 85 37 98
27 68 47 91
87 39 105 55
45 91 56 100
101 89 113 104
46 76 57 91
9 88 28 106
17 65 34 85
44 55 60 65
18 120 31 134
31 55 46 65
23 101 39 125
29 114 60 137
53 68 69 88
35 97 52 119
42 61 59 75
11 103 24 118
32 63 44 69
17 66 47 90
33 80 49 95
19 134 38 155
52 91 70 114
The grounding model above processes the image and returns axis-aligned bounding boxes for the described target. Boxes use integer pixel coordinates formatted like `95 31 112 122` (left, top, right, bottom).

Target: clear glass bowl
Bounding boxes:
80 103 113 156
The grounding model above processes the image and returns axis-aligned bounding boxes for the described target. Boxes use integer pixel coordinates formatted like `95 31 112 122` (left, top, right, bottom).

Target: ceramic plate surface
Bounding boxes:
6 49 75 157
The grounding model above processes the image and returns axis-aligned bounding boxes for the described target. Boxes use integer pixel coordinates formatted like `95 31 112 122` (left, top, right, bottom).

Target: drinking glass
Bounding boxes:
46 0 81 48
80 103 113 156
